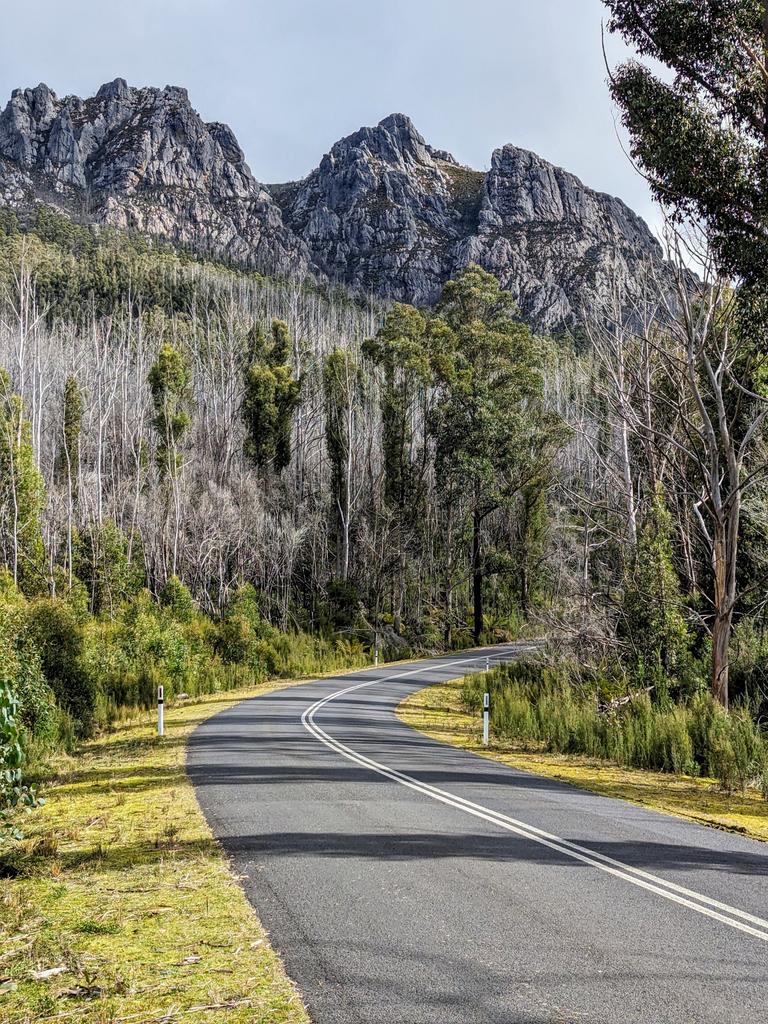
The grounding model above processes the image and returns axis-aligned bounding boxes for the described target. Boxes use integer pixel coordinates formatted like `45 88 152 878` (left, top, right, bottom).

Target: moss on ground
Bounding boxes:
0 680 312 1024
398 678 768 843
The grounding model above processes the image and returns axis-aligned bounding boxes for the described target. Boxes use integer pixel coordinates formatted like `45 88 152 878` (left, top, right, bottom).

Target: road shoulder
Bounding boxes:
0 679 314 1024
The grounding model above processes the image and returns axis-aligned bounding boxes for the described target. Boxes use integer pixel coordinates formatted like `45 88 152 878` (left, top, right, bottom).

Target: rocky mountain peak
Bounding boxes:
0 79 308 276
0 79 667 330
93 77 133 105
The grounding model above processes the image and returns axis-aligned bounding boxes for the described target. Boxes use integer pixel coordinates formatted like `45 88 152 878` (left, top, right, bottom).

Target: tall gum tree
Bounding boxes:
606 0 768 704
148 344 192 580
429 265 568 644
323 348 364 582
364 304 432 631
242 319 301 482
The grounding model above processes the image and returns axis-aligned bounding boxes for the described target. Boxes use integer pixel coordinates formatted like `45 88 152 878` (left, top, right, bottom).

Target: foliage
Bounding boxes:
148 344 192 477
620 487 693 699
323 348 364 580
242 320 302 474
428 265 569 639
74 520 146 615
364 303 430 510
25 598 94 736
462 661 768 794
54 375 83 496
0 580 47 837
0 578 56 741
0 679 40 840
605 0 768 286
512 480 550 613
159 575 196 623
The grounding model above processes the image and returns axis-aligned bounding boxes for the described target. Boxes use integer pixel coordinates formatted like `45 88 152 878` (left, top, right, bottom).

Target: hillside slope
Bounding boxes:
0 79 664 329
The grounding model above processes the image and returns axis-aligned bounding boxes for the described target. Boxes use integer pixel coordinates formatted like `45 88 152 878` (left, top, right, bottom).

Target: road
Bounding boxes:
188 646 768 1024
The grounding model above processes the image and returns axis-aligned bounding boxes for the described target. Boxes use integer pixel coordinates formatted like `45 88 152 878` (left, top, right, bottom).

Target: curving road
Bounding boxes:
188 646 768 1024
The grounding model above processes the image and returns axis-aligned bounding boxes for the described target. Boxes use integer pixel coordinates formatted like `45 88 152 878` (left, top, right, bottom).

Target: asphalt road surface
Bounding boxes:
188 646 768 1024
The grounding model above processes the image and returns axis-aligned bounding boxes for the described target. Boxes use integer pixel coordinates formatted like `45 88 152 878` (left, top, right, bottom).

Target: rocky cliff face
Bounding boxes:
272 113 473 306
0 80 664 331
0 79 309 276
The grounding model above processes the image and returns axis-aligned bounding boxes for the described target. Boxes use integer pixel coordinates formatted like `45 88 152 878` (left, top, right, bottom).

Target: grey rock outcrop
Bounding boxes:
0 80 665 330
273 113 477 305
456 143 662 327
0 79 309 276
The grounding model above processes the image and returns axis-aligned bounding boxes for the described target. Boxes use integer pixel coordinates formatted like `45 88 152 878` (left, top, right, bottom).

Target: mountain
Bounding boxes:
0 79 309 277
0 79 664 330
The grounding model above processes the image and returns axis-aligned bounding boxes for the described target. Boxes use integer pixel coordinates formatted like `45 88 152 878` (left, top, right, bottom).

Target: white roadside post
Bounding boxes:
482 691 490 746
157 684 164 737
375 647 379 667
485 656 490 672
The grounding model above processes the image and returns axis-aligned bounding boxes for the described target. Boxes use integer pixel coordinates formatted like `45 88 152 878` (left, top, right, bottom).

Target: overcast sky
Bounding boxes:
0 0 658 228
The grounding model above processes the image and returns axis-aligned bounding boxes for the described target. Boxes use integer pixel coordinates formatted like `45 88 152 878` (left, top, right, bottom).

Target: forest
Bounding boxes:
1 199 767 820
4 0 768 825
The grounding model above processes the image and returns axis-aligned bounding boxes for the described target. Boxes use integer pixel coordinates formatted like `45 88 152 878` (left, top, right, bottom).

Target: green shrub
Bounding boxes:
0 680 40 839
159 576 196 623
25 598 95 736
217 614 253 665
74 520 145 615
0 593 56 744
252 639 279 678
462 660 768 793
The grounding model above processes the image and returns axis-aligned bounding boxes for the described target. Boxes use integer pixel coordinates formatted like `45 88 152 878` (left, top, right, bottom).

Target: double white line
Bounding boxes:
302 652 768 944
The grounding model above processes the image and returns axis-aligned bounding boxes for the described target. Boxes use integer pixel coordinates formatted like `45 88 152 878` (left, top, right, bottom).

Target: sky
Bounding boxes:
0 0 660 230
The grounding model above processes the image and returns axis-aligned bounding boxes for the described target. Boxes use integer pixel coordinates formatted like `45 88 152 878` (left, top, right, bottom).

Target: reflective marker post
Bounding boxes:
482 691 490 746
157 685 164 737
485 656 490 672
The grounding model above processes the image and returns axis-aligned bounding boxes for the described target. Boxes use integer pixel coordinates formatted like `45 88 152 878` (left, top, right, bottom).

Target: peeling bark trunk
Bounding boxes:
472 507 483 644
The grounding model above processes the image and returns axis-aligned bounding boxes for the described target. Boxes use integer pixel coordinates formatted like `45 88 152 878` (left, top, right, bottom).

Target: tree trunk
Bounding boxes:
710 518 736 709
711 609 731 710
472 508 483 644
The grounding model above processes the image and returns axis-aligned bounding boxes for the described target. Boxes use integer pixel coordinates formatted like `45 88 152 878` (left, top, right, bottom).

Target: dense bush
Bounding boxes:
26 599 94 736
0 593 47 828
1 572 370 766
0 680 40 838
0 578 57 742
462 661 768 795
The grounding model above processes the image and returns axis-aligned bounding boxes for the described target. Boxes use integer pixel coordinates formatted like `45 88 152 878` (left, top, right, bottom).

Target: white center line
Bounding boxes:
301 651 768 944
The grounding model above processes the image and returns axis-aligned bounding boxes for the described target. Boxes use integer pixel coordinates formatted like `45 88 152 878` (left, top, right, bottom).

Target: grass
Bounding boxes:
397 677 768 843
0 678 316 1024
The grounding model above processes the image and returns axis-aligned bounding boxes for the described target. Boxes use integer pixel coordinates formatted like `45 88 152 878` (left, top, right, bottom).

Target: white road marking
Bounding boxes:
301 651 768 944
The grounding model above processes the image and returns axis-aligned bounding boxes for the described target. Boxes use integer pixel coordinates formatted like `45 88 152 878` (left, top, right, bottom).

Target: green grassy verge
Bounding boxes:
0 679 314 1024
397 678 768 843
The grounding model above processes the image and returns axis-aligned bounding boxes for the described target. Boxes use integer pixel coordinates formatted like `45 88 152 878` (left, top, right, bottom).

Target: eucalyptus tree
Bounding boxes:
323 348 364 582
606 0 768 289
428 265 568 643
148 344 192 579
364 303 432 629
606 1 768 704
241 319 301 479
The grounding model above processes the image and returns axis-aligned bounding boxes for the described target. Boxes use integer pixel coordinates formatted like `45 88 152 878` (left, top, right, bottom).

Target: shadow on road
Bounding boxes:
214 828 768 876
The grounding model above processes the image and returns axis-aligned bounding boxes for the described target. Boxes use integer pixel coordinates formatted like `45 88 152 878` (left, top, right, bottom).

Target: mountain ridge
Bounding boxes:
0 79 664 329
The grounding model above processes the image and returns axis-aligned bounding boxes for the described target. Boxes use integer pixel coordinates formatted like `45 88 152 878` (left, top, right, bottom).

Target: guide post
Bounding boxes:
157 685 164 737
